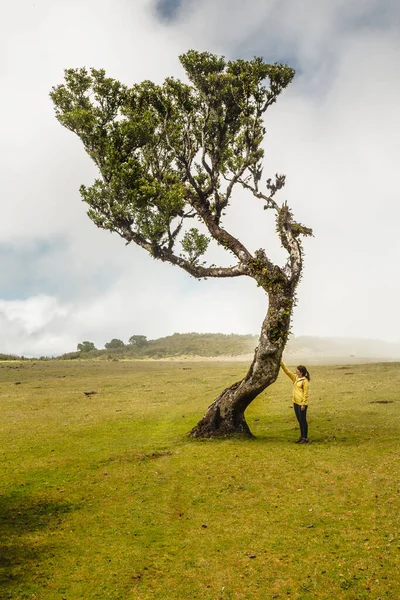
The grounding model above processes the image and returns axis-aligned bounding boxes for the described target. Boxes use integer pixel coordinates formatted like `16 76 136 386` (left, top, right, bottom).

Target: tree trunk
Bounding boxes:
189 288 293 438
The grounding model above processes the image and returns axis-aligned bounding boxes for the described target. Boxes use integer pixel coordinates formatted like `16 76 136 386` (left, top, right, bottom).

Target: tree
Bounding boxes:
128 335 148 347
104 338 125 349
51 50 313 438
77 341 96 353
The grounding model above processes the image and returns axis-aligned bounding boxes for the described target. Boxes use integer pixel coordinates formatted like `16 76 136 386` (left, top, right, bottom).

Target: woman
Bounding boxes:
280 361 311 444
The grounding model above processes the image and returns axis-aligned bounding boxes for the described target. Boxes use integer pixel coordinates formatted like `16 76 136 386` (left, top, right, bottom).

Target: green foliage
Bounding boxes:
128 335 148 347
77 340 96 353
104 338 125 349
50 52 295 263
59 351 81 360
179 51 294 183
51 67 186 251
0 353 25 361
180 228 210 265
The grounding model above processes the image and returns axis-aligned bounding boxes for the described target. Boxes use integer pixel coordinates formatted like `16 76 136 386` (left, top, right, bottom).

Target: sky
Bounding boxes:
1 0 400 357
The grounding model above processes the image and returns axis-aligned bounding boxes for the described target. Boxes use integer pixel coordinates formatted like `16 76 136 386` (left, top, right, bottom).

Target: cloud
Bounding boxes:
1 0 400 355
0 295 67 335
0 295 70 357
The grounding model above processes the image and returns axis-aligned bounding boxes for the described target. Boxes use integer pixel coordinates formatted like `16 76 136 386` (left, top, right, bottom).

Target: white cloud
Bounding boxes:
0 295 71 356
0 295 67 335
1 0 400 355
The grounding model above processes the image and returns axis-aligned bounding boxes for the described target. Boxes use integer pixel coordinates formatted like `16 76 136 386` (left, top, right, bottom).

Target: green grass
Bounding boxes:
1 360 399 599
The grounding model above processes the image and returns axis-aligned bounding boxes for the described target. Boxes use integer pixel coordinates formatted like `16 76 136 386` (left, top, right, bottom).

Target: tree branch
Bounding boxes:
222 161 250 205
186 191 253 264
201 105 213 178
236 178 279 211
160 249 250 279
234 176 312 285
167 210 196 251
216 108 263 217
116 219 249 279
276 204 313 284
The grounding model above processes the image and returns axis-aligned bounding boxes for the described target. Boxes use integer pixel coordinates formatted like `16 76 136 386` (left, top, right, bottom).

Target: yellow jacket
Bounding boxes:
280 361 309 406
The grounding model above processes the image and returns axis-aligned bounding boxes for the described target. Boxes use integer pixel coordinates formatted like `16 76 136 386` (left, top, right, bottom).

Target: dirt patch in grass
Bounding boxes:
370 400 394 404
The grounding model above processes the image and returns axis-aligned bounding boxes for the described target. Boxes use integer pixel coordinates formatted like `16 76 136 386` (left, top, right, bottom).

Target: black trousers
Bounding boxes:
294 403 308 439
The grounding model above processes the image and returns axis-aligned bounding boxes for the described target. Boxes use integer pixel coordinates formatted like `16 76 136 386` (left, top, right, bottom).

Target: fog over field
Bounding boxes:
1 0 400 357
284 336 400 364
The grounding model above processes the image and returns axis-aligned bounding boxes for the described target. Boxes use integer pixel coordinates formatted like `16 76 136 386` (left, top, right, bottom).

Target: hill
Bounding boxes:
60 333 257 360
57 333 400 363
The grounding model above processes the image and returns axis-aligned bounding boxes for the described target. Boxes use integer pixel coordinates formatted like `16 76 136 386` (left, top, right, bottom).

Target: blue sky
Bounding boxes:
1 0 400 356
155 0 182 20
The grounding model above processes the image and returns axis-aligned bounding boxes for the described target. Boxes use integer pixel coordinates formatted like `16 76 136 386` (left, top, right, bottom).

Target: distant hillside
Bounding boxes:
140 332 257 356
57 333 400 362
60 333 258 360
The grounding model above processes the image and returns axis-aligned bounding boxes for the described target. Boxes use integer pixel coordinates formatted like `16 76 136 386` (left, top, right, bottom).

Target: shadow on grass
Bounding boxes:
251 430 376 446
183 428 380 447
0 492 78 593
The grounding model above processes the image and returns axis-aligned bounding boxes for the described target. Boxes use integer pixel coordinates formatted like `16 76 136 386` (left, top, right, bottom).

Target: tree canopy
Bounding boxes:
50 51 310 284
104 338 125 349
77 341 97 353
128 335 148 347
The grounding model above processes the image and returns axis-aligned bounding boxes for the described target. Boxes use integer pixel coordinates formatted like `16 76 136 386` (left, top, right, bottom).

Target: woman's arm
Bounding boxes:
280 361 296 382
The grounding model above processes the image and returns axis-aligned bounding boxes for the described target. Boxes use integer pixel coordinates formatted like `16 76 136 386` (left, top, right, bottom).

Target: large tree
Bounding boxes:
51 50 312 438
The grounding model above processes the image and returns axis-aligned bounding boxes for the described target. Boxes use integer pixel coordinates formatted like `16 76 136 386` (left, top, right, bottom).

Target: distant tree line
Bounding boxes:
77 335 149 353
0 353 27 361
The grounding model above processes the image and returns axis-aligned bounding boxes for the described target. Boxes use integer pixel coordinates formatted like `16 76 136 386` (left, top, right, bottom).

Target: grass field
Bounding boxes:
1 359 399 599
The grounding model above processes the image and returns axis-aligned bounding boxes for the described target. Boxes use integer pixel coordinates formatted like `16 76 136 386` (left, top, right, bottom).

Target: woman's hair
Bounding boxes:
297 365 311 381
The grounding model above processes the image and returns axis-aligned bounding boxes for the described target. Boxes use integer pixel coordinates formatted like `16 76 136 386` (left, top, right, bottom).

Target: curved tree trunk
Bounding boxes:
189 288 293 438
